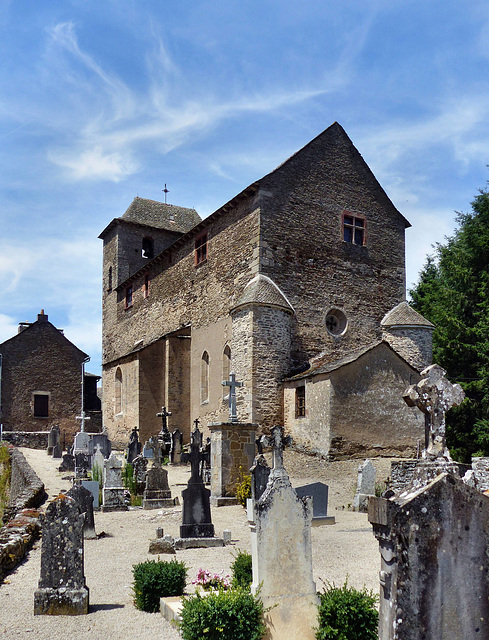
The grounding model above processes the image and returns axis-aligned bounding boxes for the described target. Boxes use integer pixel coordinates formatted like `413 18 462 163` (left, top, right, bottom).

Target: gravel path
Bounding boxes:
0 448 391 639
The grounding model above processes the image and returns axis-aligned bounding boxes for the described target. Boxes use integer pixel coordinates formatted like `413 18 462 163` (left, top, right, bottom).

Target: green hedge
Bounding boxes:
316 580 378 640
231 550 253 590
132 559 187 612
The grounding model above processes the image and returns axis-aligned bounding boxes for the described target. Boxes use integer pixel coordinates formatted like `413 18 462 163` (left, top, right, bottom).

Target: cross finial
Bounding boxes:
261 425 292 472
156 406 172 434
222 371 243 423
403 364 465 459
162 183 169 204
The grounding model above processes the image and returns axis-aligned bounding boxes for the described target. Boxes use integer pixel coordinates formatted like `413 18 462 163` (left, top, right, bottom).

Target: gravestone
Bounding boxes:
248 426 318 640
250 455 270 502
156 406 172 461
180 425 215 538
91 444 105 480
126 427 141 464
52 443 62 459
353 459 376 512
88 433 111 459
295 481 335 525
74 453 91 479
47 425 60 455
34 495 89 615
81 480 100 509
67 482 96 539
132 454 148 495
142 464 176 509
58 453 75 472
142 441 154 459
369 473 489 640
102 453 127 512
170 428 183 464
73 430 91 455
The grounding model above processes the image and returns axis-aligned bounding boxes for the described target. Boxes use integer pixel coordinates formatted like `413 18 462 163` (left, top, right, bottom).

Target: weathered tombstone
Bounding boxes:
250 454 270 502
88 433 111 459
73 431 91 455
52 443 62 459
248 426 318 640
142 441 154 459
353 459 376 512
180 425 215 538
156 406 172 461
91 444 105 478
81 480 100 509
47 425 60 455
170 428 183 464
34 495 89 615
67 482 96 539
126 427 141 464
369 473 489 640
102 453 127 512
142 464 176 509
132 454 148 495
295 481 335 525
58 453 75 472
74 453 91 478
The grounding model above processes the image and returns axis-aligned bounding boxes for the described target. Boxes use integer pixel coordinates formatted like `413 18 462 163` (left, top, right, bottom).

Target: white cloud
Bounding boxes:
48 145 139 182
0 313 20 344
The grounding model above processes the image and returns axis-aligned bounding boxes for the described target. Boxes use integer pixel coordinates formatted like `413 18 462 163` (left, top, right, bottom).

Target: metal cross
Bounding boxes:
162 183 169 204
261 425 292 471
403 364 465 459
156 406 172 434
76 411 91 433
222 372 243 423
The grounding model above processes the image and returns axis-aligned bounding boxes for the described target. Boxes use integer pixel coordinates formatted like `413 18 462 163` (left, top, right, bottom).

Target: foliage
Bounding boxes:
122 462 137 495
132 559 187 612
192 568 231 591
316 580 378 640
374 480 388 497
231 550 253 589
235 467 252 507
0 445 11 521
409 188 489 461
91 462 102 484
179 587 266 640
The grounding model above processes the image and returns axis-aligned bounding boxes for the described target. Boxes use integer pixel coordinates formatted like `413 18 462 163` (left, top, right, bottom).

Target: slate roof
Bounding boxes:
381 301 434 328
231 274 295 313
121 197 201 233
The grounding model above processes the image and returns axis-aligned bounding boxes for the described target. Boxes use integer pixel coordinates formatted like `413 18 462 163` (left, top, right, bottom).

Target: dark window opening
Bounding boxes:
143 273 150 298
34 394 49 418
107 266 112 292
142 237 154 259
295 386 306 418
343 212 366 245
195 232 208 266
125 285 133 309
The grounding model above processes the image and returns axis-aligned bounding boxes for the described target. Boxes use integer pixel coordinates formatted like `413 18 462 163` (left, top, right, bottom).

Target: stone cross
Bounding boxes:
261 425 292 474
76 411 90 433
189 425 205 483
222 371 243 423
157 406 172 434
403 364 465 459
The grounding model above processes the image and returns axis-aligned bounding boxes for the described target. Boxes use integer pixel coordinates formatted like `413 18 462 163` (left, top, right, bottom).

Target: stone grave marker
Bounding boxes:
47 425 60 455
156 406 172 461
58 453 75 472
126 427 141 464
142 464 176 509
170 428 183 464
353 459 376 512
102 453 127 511
142 440 154 459
295 481 335 525
88 433 111 459
81 480 100 509
250 454 270 502
74 453 91 479
132 454 148 495
52 443 62 459
91 444 105 478
73 430 91 455
67 482 96 539
249 426 318 640
34 495 89 615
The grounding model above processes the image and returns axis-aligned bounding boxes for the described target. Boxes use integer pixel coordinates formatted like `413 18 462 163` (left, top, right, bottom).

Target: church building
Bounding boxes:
99 122 431 457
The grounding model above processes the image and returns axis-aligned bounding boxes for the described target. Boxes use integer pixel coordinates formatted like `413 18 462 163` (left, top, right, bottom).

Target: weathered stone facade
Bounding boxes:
100 123 431 455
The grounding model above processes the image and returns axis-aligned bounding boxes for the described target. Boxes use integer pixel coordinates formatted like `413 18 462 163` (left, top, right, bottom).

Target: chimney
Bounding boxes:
37 309 48 323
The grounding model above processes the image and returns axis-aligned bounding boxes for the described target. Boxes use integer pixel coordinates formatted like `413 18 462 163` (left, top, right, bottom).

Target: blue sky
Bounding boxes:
1 1 489 374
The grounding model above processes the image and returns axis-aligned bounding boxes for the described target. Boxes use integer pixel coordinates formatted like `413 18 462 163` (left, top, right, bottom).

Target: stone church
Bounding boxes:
100 122 432 457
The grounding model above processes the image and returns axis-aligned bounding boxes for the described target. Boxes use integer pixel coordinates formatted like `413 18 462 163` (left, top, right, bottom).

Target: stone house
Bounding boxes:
100 122 431 455
0 311 101 444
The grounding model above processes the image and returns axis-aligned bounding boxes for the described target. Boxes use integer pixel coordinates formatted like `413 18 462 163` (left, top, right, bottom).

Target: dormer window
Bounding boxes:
142 237 154 259
343 212 366 245
195 232 208 266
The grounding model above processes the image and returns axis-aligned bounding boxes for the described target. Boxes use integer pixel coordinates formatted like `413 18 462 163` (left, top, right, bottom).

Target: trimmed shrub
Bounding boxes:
316 580 378 640
132 559 187 612
179 587 265 640
231 550 253 589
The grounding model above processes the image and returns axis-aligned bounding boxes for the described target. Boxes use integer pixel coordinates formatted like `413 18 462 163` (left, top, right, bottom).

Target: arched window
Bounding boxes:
201 351 209 403
222 345 231 397
115 367 123 414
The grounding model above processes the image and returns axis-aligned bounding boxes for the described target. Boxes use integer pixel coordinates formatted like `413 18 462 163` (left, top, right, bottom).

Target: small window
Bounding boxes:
142 237 154 259
115 368 122 414
325 308 348 336
295 386 306 418
125 285 133 309
143 273 150 298
201 351 209 403
195 232 208 266
33 393 49 418
222 345 231 398
343 211 366 245
107 266 112 292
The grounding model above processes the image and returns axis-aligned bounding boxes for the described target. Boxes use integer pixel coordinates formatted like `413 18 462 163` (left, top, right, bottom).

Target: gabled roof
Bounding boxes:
286 339 417 382
381 301 434 329
230 274 295 314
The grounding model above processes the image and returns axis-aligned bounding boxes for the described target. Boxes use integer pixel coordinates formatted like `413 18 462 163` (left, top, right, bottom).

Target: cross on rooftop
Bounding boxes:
162 183 169 204
403 364 465 459
76 411 90 433
261 425 292 471
222 372 243 423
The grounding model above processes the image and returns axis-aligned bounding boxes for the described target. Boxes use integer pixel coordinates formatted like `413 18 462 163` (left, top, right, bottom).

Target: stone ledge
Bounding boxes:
174 537 224 549
160 595 184 624
210 496 239 507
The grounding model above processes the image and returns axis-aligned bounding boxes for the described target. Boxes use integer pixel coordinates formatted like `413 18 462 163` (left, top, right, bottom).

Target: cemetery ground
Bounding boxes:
0 448 391 639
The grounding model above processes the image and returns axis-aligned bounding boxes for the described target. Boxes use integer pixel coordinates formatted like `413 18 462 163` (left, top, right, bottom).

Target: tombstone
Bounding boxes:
143 465 176 509
132 454 148 495
170 428 183 464
74 453 91 479
58 453 75 472
47 425 60 455
369 473 489 640
34 495 89 615
81 479 100 509
67 482 96 539
142 440 154 459
248 426 318 640
352 459 376 512
295 482 335 525
180 425 215 538
250 455 270 502
156 406 172 461
88 433 111 459
91 444 105 481
126 427 141 464
102 453 127 512
52 443 62 459
73 430 91 455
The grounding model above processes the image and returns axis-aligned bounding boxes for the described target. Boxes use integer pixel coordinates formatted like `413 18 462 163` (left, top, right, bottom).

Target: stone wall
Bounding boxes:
209 422 256 500
2 431 49 449
382 326 433 371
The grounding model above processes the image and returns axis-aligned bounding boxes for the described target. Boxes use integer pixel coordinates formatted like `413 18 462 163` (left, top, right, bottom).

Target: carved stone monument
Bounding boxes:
352 459 376 512
34 495 89 615
67 482 96 539
170 428 183 464
102 453 127 512
126 427 141 464
142 464 177 509
47 424 60 455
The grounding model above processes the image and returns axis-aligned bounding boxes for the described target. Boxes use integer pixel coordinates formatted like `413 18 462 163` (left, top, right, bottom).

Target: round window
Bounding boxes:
325 309 348 336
